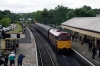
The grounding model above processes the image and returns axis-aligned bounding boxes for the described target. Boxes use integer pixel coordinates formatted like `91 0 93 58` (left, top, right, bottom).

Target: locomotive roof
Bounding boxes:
49 29 69 36
36 23 52 30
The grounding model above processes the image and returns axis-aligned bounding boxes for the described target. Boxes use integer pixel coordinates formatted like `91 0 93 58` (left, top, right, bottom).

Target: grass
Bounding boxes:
7 24 22 34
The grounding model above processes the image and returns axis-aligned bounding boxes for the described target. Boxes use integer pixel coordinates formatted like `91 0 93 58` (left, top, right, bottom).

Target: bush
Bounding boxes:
1 49 5 55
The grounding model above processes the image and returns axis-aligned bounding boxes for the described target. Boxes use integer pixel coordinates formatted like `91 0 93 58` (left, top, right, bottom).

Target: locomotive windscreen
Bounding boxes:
56 35 71 40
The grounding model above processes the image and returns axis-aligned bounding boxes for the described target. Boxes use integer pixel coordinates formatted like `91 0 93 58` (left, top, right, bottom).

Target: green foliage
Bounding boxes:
0 11 3 20
0 17 11 27
83 5 92 10
0 5 100 27
86 10 96 17
54 5 69 25
66 9 75 20
32 11 43 23
7 24 22 33
32 5 98 26
1 49 5 55
93 9 100 14
74 6 96 17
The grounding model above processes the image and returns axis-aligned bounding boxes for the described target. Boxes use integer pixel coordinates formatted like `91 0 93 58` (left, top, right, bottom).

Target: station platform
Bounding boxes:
1 27 38 66
72 40 100 66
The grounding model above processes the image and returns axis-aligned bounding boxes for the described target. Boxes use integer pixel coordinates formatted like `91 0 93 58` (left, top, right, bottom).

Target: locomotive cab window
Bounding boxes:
58 35 71 40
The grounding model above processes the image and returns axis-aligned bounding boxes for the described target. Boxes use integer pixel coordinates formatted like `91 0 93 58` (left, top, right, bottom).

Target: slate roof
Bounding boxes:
61 17 100 33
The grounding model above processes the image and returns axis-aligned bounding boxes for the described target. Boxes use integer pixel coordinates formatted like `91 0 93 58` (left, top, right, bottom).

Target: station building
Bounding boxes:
61 17 100 46
1 33 25 50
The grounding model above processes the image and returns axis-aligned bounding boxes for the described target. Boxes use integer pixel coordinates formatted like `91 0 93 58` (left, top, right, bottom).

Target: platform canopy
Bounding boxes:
61 17 100 38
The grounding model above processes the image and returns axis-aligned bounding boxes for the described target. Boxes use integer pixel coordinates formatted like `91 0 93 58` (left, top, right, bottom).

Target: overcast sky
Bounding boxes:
0 0 100 13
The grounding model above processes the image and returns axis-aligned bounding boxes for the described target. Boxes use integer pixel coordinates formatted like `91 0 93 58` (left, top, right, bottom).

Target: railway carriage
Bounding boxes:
35 23 52 38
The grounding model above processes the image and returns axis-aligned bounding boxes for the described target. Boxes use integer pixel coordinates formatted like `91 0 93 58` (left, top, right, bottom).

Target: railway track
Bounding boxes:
28 24 86 66
28 26 56 66
61 55 81 66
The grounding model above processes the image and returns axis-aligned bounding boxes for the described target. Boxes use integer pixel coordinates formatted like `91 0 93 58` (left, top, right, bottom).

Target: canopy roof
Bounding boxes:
61 17 100 38
62 17 100 33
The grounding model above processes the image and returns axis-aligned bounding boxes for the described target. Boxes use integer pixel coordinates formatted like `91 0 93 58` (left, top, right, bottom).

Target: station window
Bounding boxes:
5 39 16 49
5 39 11 49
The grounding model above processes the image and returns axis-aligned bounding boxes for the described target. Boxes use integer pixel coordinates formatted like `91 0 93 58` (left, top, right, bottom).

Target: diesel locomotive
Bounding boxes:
35 23 72 53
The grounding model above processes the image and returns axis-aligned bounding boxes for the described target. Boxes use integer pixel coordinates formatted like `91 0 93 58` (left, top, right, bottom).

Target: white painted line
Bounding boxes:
27 27 38 66
72 48 95 66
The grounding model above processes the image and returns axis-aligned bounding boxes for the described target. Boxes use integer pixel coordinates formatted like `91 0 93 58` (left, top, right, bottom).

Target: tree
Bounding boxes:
0 17 11 27
83 5 92 10
53 5 69 25
32 11 43 23
74 5 96 17
93 8 100 14
31 5 98 26
0 10 3 20
66 9 75 20
41 8 49 24
2 10 12 19
86 10 96 17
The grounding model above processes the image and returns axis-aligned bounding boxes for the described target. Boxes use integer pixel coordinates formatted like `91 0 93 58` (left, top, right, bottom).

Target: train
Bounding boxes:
34 23 72 53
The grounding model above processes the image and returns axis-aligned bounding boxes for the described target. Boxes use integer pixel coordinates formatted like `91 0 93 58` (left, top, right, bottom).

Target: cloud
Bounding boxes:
0 0 100 13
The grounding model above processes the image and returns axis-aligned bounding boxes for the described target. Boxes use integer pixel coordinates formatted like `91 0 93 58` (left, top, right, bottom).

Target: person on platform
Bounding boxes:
72 35 74 42
15 40 19 50
92 46 97 59
0 55 4 65
97 44 100 58
4 50 10 66
74 34 78 42
88 40 92 52
8 51 15 66
11 44 16 53
17 53 25 66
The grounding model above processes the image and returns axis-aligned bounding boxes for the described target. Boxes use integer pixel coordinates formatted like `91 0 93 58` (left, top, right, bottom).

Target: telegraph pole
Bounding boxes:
12 11 14 31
